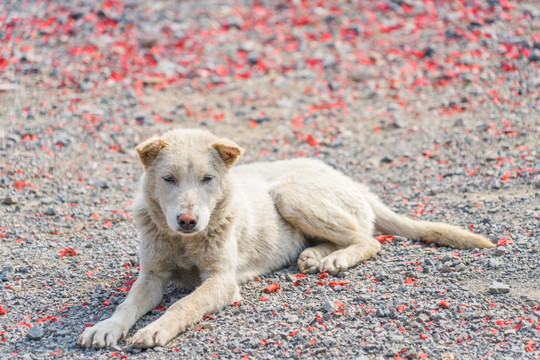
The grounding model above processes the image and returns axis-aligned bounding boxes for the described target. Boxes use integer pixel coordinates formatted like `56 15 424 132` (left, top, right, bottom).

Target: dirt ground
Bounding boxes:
1 0 539 359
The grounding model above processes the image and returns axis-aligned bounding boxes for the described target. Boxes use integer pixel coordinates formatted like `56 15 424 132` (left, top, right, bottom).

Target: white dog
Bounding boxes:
79 128 493 349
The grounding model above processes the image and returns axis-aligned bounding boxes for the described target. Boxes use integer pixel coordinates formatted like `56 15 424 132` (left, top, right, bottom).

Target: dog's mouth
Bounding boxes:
174 227 200 235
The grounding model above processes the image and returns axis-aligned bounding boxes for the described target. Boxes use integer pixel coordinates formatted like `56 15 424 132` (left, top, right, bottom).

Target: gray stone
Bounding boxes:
94 181 109 189
322 301 337 313
0 83 19 91
440 265 452 273
380 156 393 164
55 133 72 147
357 294 370 302
0 272 11 282
286 314 299 323
27 325 44 340
2 196 18 205
489 282 510 294
454 263 466 272
416 313 430 323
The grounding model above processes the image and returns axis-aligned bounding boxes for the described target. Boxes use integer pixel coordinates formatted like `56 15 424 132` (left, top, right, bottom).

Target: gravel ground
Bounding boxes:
1 0 539 359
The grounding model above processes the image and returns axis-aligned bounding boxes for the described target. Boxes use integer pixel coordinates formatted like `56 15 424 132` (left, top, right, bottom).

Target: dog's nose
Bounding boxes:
177 213 198 231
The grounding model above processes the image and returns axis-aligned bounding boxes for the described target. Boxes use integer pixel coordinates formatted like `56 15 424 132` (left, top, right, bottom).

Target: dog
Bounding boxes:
78 128 494 349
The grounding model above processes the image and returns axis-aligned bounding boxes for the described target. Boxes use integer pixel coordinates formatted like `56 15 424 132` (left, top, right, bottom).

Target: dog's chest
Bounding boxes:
157 233 224 273
170 265 201 290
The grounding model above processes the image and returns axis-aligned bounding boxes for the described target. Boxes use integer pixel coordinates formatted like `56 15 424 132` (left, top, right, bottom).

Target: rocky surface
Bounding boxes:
1 0 539 359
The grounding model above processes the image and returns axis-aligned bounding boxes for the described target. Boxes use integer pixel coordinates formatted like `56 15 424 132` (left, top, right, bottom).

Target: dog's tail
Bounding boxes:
365 192 495 249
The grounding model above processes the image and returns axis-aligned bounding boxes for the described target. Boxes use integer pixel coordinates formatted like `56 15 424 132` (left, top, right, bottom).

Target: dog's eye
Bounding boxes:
162 176 176 184
202 175 213 184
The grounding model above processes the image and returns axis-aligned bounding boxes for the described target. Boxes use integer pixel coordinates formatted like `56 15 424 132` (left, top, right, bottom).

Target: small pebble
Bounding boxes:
27 325 44 340
1 196 18 205
489 282 510 294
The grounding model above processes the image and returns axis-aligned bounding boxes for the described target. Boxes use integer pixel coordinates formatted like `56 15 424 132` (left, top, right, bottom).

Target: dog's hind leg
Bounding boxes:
318 235 381 275
270 180 381 275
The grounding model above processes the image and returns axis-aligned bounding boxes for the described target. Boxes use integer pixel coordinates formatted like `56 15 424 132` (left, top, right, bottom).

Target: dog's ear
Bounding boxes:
211 139 244 168
136 137 169 167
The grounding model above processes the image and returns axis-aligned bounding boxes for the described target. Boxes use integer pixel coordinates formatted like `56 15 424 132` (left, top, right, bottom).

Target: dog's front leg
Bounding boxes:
78 271 167 348
130 273 240 348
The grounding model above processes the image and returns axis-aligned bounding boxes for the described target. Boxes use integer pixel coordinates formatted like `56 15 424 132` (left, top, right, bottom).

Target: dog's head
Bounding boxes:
136 129 243 236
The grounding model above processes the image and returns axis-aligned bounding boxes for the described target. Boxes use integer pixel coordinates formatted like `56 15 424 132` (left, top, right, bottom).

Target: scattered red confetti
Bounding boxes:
58 247 77 257
14 322 32 327
497 237 514 246
439 300 450 309
404 278 418 285
263 283 281 294
419 333 428 340
117 277 136 292
0 306 6 315
501 171 511 181
422 150 438 158
36 315 60 324
108 144 123 153
260 296 268 302
318 272 328 280
375 235 394 244
292 115 305 129
155 304 165 311
328 280 349 288
0 3 537 357
14 180 27 190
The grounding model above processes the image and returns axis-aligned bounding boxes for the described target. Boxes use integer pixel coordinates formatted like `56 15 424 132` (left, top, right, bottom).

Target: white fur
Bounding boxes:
79 128 494 349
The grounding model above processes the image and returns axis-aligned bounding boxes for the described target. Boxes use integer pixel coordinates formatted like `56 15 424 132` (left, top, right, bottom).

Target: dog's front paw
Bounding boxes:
78 319 127 349
130 321 175 348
